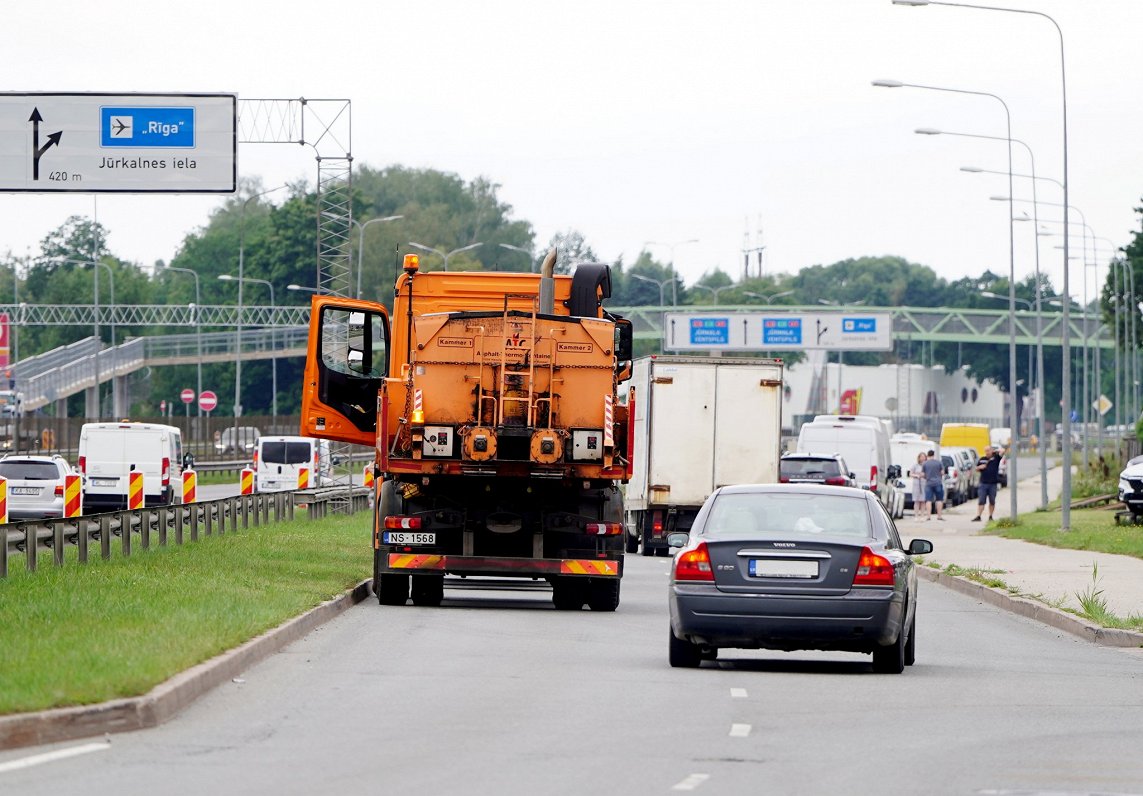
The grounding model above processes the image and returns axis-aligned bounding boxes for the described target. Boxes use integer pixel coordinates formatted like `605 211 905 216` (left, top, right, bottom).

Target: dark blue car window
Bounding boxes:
704 492 872 539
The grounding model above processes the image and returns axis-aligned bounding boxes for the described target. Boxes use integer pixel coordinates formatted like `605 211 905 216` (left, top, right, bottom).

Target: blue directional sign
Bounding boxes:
100 106 195 148
689 317 729 346
763 317 802 346
842 317 877 334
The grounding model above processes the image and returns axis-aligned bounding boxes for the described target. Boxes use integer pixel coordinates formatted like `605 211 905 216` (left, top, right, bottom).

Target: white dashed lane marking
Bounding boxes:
729 723 752 737
671 773 711 791
730 688 748 699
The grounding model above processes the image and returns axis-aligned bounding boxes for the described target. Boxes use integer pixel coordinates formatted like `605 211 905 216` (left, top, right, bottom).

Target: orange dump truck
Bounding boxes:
300 252 634 611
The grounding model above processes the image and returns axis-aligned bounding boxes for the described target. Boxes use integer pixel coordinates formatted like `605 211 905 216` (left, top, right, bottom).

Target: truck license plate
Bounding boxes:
383 532 435 545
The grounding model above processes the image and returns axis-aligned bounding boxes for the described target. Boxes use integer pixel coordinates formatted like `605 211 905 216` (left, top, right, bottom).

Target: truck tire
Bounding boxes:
625 533 639 554
551 577 586 610
377 574 410 606
587 578 620 612
410 575 444 607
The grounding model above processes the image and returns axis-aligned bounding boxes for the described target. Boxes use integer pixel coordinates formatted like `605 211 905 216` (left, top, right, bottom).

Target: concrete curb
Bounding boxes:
917 566 1143 648
0 579 373 751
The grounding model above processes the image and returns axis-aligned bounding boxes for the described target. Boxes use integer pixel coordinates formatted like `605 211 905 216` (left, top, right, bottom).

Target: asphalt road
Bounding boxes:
4 555 1143 795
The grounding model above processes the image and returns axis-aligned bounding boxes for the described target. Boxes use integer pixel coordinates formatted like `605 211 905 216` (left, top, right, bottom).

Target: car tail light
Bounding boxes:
823 476 848 486
779 475 791 483
161 457 171 486
384 515 423 530
869 465 878 492
674 541 714 582
54 484 64 497
77 456 86 474
852 546 894 586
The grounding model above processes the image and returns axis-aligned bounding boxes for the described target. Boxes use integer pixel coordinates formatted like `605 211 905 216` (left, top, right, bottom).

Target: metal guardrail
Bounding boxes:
0 486 372 577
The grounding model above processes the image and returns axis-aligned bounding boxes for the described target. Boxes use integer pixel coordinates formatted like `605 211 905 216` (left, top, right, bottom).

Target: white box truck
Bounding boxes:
78 422 184 510
625 355 784 556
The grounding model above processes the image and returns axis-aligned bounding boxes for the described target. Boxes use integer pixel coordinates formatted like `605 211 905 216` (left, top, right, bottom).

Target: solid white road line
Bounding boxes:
0 741 111 774
729 687 748 699
671 773 711 791
729 723 752 737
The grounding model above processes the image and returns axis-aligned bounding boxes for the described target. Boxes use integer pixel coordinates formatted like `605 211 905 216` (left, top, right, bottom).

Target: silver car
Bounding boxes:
0 454 75 520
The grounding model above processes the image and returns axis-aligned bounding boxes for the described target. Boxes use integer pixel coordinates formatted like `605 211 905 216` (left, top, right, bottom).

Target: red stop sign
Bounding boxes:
199 390 218 412
181 388 195 404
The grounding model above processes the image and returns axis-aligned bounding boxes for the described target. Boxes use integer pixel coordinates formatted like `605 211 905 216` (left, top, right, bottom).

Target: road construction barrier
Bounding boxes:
128 472 144 510
64 474 82 518
298 466 310 490
182 470 197 504
240 468 254 495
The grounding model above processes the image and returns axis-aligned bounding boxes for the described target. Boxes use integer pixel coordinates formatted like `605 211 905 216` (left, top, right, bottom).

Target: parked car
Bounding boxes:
779 453 857 487
215 425 261 456
1118 455 1143 518
948 446 980 499
940 453 968 505
795 415 904 519
667 483 932 673
0 454 75 520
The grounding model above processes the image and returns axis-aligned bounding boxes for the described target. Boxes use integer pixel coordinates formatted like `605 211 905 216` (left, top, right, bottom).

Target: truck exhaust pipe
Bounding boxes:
539 247 557 315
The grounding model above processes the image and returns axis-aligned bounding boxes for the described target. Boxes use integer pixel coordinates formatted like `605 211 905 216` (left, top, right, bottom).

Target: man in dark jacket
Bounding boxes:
972 446 1002 522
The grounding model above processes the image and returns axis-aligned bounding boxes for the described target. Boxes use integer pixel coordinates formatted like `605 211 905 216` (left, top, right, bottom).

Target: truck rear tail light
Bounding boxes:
852 546 894 586
652 510 664 538
584 522 623 536
77 456 86 473
674 542 714 582
384 516 423 530
869 465 878 491
161 457 170 486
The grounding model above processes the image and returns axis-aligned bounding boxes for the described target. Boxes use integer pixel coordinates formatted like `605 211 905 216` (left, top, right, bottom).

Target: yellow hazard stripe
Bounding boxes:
388 554 445 570
560 559 619 576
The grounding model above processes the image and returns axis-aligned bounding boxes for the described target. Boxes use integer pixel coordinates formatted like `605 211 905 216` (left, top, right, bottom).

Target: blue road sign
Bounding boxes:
689 317 729 346
101 106 195 148
842 317 877 333
762 317 802 345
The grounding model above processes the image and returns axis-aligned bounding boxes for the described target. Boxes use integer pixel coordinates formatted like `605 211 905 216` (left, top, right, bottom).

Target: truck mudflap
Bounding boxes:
387 553 620 577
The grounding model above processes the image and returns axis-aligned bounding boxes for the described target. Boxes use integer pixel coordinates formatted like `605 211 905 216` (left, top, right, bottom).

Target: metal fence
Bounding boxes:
0 486 372 578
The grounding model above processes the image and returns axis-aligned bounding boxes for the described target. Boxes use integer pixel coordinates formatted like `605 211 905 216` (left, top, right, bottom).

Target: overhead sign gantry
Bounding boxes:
662 311 894 352
0 92 236 192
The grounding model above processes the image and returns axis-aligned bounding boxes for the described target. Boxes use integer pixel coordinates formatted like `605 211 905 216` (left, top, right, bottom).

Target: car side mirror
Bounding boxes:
666 532 689 549
908 539 933 555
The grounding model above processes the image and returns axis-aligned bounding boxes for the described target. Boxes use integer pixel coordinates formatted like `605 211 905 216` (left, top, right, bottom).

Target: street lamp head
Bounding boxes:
989 195 1010 202
872 79 904 88
892 0 931 5
218 274 234 282
960 165 984 173
914 128 943 135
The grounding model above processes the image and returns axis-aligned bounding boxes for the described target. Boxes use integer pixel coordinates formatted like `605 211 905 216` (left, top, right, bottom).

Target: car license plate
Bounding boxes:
383 532 435 545
749 559 818 579
92 479 117 487
11 487 38 496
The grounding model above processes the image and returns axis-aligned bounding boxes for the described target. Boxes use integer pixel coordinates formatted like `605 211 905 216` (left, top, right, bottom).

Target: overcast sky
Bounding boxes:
1 0 1139 304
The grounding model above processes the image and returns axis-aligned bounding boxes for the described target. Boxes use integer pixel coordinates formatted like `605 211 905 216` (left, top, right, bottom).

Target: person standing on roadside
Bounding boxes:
910 452 927 519
972 445 1002 522
920 449 945 521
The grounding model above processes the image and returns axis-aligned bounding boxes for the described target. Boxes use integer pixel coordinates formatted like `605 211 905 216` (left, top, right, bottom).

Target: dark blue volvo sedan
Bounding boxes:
668 483 932 673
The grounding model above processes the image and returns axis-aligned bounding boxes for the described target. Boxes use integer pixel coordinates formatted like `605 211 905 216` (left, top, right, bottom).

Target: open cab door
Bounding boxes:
300 296 390 447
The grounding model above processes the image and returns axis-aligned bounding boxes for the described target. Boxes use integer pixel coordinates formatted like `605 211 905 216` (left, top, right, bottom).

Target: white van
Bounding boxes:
890 433 939 511
253 436 333 492
78 422 183 510
796 415 904 518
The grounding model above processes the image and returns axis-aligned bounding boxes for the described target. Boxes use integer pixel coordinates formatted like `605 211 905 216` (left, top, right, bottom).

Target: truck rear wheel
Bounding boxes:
377 574 410 606
587 579 620 612
410 575 444 607
551 577 586 610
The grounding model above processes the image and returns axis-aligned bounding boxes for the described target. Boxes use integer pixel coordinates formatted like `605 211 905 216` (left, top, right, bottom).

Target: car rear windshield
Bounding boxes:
704 492 871 538
780 458 841 478
0 461 60 480
261 442 312 465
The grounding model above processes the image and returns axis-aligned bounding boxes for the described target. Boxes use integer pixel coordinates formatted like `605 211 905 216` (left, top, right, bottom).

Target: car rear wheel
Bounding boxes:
669 629 702 668
872 623 906 674
904 615 916 666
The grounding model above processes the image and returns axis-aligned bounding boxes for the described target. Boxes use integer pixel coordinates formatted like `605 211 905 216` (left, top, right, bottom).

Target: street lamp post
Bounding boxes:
352 215 404 299
220 274 277 421
407 242 483 272
160 265 202 418
644 239 698 305
499 243 537 273
692 284 734 304
744 290 795 304
892 0 1073 526
630 273 669 307
875 77 1018 520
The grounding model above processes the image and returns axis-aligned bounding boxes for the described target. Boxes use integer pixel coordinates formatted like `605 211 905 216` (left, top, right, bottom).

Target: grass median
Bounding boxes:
992 507 1143 559
0 514 371 715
